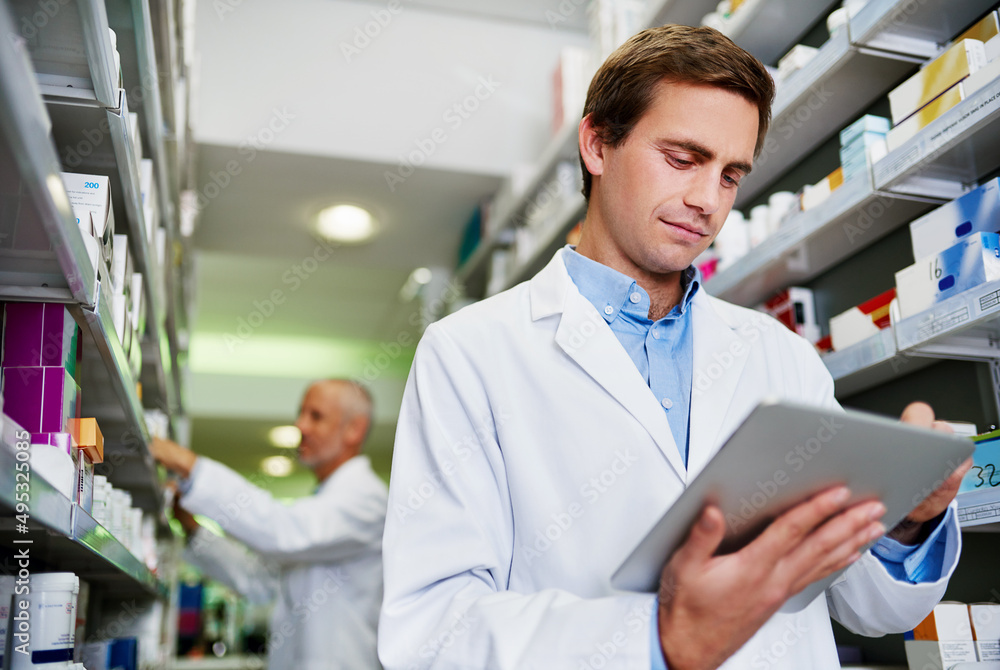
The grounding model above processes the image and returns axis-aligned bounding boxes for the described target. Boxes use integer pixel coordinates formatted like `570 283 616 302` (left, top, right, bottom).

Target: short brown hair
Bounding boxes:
580 24 775 200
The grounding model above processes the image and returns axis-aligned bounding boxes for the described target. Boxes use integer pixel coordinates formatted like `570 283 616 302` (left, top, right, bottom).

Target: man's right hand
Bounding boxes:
656 486 885 670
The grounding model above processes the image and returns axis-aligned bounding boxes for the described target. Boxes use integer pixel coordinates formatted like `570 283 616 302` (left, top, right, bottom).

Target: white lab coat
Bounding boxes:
182 454 388 670
379 249 961 670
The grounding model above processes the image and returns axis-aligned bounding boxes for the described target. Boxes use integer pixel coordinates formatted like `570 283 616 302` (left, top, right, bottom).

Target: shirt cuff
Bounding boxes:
177 457 203 496
650 599 668 670
871 507 955 583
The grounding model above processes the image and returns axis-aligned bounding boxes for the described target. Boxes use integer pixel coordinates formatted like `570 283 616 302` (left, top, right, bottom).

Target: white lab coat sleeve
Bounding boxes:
379 324 658 670
183 526 279 605
180 457 385 564
785 330 963 635
826 502 961 635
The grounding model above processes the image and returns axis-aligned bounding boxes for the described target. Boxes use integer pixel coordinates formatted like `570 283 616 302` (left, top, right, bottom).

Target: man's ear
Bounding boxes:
344 413 370 453
579 114 607 178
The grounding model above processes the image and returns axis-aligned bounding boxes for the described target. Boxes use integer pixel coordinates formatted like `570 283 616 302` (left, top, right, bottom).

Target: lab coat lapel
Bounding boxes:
688 293 752 478
531 251 687 482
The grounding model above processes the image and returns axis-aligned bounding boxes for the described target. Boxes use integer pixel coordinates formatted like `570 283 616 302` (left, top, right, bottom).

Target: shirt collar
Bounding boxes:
562 245 700 323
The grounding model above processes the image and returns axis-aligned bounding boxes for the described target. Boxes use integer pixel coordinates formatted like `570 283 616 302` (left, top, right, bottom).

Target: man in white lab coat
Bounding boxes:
379 25 972 670
153 379 388 670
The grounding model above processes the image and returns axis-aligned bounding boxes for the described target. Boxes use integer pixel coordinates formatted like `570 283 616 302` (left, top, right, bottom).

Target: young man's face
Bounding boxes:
586 80 759 276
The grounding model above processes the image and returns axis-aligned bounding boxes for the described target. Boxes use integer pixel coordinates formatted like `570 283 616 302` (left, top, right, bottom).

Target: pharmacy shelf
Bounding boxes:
72 505 165 597
874 74 1000 198
894 279 1000 352
0 427 75 537
733 28 920 209
106 0 177 244
498 194 587 294
0 437 167 596
851 0 993 59
46 90 171 413
7 0 119 108
456 121 580 296
0 5 98 306
958 488 1000 530
644 0 719 32
649 0 839 66
822 328 936 397
722 0 839 66
705 171 938 307
71 279 166 514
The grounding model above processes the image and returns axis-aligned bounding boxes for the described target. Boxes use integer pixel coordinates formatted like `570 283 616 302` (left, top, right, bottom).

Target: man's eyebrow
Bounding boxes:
656 139 753 175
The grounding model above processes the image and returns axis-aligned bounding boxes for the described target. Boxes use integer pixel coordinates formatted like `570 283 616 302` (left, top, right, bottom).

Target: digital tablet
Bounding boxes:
611 399 974 611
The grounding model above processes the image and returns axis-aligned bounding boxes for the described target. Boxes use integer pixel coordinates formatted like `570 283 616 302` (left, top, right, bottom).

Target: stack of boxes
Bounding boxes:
760 287 821 345
62 172 115 282
895 178 1000 319
838 115 889 182
886 11 1000 151
828 288 897 351
0 303 103 515
905 601 1000 668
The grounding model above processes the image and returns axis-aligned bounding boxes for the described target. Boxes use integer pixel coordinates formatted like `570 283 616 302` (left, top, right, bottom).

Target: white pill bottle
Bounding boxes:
10 573 79 670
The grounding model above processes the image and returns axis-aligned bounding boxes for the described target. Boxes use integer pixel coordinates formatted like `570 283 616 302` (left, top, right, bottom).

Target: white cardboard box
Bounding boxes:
888 39 987 124
909 178 1000 261
971 603 1000 661
896 232 1000 319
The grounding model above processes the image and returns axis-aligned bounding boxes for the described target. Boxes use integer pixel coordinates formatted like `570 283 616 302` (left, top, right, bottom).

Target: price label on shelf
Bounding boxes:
959 430 1000 494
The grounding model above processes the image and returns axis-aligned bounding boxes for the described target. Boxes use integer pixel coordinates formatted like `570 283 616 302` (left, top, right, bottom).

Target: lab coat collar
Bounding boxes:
530 249 751 482
315 455 371 493
533 250 687 481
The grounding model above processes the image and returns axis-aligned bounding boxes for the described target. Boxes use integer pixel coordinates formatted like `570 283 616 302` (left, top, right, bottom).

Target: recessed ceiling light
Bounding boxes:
315 204 377 243
260 455 294 477
268 425 301 449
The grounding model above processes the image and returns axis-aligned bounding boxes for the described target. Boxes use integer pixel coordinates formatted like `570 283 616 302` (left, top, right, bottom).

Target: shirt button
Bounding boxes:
661 398 673 409
629 292 641 304
651 329 660 340
604 305 614 315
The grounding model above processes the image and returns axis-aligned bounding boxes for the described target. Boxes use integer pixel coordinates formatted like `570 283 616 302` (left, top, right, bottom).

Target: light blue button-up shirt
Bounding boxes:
561 247 955 670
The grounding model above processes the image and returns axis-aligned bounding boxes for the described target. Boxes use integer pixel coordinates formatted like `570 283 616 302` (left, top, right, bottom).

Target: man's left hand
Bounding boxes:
890 402 973 544
151 437 198 478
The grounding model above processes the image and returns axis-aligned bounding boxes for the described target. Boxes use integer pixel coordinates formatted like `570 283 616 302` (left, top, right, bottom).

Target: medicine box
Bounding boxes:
62 172 115 271
888 39 987 124
762 287 820 343
954 11 999 46
839 114 890 147
896 232 1000 319
887 57 1000 152
970 603 1000 661
909 178 1000 261
1 366 79 434
829 288 895 351
1 303 80 376
906 602 978 668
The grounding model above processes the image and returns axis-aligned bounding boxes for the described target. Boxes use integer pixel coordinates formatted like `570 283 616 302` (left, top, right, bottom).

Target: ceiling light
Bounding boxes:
260 455 294 477
315 204 377 243
268 425 301 449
